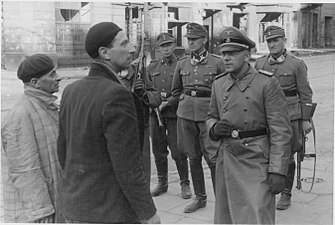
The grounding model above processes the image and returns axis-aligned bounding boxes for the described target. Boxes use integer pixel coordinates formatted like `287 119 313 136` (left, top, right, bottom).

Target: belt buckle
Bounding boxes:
191 90 197 97
231 130 239 139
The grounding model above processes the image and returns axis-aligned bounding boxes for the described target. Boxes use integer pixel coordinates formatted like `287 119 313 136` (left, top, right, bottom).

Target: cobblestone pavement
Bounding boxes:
1 50 334 224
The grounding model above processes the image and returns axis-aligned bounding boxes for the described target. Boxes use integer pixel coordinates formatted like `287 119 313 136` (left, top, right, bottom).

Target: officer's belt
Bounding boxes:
284 90 297 97
229 128 267 139
184 90 211 98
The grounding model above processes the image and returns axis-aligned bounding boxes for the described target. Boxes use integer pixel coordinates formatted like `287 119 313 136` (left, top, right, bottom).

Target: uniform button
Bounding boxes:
245 143 249 146
222 109 227 113
223 96 227 100
244 109 247 112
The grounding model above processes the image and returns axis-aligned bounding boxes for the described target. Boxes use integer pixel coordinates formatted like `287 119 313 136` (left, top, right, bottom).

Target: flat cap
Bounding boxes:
157 32 175 46
264 25 285 40
85 22 122 58
17 54 56 83
219 26 255 52
184 23 207 39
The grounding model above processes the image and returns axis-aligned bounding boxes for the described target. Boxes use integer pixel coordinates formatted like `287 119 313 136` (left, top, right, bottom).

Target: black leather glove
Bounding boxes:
213 119 234 137
268 173 286 194
134 78 145 97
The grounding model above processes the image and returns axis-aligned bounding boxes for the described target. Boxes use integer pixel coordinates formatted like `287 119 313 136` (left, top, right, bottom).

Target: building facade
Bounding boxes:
2 2 335 70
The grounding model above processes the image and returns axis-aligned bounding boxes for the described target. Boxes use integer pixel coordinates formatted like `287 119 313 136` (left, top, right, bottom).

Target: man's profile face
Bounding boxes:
159 42 175 58
107 31 133 72
36 69 61 94
266 36 286 57
187 37 206 54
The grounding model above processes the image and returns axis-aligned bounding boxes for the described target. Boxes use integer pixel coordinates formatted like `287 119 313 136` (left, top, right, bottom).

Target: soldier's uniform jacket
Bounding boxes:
119 63 162 125
254 51 313 121
147 54 178 118
171 53 225 121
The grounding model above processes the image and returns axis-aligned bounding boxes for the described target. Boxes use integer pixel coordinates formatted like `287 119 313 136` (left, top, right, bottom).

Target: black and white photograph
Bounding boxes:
1 1 334 224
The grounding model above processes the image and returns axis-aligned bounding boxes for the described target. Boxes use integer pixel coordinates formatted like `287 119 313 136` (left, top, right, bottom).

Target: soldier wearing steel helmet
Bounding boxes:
147 32 191 199
207 26 292 224
171 22 225 213
255 25 313 210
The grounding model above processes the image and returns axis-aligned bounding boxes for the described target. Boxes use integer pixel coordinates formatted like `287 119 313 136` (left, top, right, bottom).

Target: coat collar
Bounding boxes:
89 60 122 84
225 64 256 92
160 54 177 65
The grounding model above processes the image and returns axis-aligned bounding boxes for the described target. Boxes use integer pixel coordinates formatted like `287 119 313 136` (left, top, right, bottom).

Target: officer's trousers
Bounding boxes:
149 113 189 184
284 119 303 195
176 117 219 197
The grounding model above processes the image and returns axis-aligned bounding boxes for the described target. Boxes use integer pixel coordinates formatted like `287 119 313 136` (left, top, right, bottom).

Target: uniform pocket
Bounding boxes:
278 73 295 87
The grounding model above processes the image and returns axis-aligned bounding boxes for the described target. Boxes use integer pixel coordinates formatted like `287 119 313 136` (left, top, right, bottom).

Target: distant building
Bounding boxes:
1 2 335 70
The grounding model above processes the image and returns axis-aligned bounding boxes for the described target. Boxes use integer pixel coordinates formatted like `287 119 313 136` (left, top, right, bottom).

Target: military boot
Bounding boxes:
276 192 291 210
181 182 192 199
183 195 207 213
151 176 168 197
175 159 191 199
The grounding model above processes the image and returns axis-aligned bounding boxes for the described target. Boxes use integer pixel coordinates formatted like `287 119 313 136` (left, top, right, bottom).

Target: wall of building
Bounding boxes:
2 1 57 70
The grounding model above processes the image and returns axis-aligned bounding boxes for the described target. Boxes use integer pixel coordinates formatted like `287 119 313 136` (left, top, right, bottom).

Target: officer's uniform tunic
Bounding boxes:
171 52 224 197
255 52 313 192
207 65 292 224
147 55 189 183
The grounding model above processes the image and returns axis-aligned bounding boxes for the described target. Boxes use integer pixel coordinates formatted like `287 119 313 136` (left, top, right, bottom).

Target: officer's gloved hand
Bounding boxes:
212 119 234 137
268 173 286 194
134 78 145 97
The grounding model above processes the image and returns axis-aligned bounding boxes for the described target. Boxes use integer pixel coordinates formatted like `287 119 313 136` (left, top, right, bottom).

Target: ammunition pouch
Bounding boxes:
301 103 317 120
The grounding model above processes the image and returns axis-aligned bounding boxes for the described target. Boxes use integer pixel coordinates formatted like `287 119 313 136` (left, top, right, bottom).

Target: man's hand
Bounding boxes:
35 213 55 223
302 120 312 134
141 212 161 224
212 119 234 137
268 173 286 194
159 101 169 112
134 79 145 97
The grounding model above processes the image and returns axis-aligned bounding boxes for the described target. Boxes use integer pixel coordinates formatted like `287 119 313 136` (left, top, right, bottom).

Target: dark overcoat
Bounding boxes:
57 62 156 223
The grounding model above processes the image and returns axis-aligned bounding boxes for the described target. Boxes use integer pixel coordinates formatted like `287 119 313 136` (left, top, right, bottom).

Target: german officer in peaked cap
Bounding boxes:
147 33 191 199
207 26 292 224
171 22 225 213
255 25 314 210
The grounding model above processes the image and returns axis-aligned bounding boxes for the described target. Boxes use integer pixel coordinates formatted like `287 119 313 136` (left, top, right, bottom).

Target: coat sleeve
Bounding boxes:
102 87 156 221
264 77 292 176
206 81 220 131
295 59 313 119
138 70 162 108
2 110 54 221
171 61 183 107
57 88 68 169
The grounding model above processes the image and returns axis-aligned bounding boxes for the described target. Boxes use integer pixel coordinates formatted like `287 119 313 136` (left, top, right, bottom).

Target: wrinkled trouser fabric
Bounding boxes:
177 117 219 197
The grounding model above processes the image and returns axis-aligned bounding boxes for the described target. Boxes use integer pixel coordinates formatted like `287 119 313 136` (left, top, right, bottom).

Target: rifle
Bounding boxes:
133 3 163 128
296 103 317 192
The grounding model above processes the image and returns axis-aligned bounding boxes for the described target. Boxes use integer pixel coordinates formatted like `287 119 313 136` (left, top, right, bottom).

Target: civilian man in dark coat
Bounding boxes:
57 22 160 224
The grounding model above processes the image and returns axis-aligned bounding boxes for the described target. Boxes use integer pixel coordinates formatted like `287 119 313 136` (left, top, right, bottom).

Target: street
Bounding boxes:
1 53 334 224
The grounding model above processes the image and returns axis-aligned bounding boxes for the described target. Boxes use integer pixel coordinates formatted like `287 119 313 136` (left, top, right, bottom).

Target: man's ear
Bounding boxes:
203 37 208 45
30 78 41 88
98 46 111 60
244 50 251 62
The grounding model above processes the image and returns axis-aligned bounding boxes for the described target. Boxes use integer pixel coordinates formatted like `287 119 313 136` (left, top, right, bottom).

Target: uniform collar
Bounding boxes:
191 50 208 65
226 64 256 92
161 55 176 65
268 49 287 65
